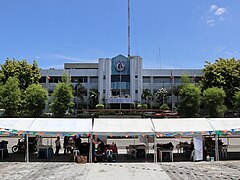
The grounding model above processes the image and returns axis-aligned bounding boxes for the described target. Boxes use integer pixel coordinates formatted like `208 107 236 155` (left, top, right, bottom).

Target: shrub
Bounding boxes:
160 103 170 110
96 103 104 109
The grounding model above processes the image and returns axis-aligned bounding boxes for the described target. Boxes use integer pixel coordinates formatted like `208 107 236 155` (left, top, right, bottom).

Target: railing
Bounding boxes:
107 97 134 104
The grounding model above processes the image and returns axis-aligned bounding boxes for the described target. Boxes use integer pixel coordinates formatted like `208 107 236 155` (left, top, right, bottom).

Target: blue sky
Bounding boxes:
0 0 240 69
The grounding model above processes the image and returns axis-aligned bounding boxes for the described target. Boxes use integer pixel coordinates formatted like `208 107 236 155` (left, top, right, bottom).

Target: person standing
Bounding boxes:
55 136 61 156
63 136 69 155
75 136 82 150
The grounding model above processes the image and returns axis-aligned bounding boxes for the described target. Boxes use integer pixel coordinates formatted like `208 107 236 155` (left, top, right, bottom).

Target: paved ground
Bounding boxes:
0 162 170 180
1 161 240 180
2 136 240 179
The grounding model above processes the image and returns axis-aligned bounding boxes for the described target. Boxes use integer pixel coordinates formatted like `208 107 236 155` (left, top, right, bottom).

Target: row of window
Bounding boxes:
39 76 98 83
111 75 130 82
39 76 200 84
143 76 201 83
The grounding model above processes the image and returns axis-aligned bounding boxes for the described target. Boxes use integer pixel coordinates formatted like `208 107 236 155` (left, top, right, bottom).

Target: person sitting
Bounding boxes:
95 138 105 162
67 137 74 154
97 138 105 154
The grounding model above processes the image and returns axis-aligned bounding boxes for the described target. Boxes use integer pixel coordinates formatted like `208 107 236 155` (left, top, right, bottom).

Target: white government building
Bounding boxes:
40 54 202 109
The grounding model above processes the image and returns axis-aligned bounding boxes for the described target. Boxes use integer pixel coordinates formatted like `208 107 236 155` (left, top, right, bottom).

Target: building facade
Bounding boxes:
40 54 202 109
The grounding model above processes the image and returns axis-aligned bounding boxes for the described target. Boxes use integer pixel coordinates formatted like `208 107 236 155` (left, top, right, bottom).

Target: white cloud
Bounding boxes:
210 5 218 12
53 54 83 61
219 16 225 21
203 5 228 27
50 54 97 63
213 46 225 53
214 7 227 16
206 19 215 26
225 51 238 56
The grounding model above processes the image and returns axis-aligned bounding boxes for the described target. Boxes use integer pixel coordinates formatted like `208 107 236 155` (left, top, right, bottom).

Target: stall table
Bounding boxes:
158 149 173 162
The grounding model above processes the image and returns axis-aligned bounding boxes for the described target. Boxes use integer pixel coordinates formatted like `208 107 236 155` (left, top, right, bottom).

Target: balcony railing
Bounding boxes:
108 97 134 104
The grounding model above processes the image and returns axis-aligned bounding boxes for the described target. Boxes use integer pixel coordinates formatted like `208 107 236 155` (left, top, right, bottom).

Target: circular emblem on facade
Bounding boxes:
115 61 125 72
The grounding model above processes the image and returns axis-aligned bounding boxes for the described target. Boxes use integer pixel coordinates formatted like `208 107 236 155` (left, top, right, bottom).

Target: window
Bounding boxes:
90 77 98 83
135 75 138 78
49 77 62 83
71 76 88 83
153 77 171 83
111 75 130 82
143 77 150 83
103 90 106 93
135 90 138 93
39 77 46 83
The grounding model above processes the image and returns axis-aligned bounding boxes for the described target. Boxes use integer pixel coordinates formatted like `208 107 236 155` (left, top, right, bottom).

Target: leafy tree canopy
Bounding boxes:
178 84 201 117
181 73 191 85
202 87 226 117
25 84 48 117
234 91 240 112
89 89 99 109
201 58 240 107
0 59 41 90
0 77 22 117
50 74 74 117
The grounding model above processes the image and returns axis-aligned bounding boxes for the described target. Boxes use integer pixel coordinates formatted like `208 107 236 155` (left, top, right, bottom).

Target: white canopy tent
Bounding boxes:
0 118 93 162
0 118 93 133
92 118 154 135
29 118 93 133
1 117 240 163
208 118 240 131
151 118 214 133
0 118 35 132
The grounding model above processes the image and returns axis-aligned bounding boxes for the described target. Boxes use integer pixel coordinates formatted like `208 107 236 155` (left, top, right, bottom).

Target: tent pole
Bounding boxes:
134 135 135 145
25 134 29 162
154 133 157 163
215 134 219 161
89 133 93 163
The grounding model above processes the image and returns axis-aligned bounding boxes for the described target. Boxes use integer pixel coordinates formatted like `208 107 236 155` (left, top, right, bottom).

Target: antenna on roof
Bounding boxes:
128 0 130 58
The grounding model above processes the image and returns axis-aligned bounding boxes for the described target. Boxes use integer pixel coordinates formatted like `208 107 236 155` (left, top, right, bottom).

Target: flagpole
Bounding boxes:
45 70 49 113
171 70 174 112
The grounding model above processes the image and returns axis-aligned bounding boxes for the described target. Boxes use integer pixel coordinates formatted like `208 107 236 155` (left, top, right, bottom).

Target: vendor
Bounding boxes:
97 138 105 154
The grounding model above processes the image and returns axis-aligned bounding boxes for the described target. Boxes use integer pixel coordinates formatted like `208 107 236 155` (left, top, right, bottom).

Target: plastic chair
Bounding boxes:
73 150 80 162
190 150 195 161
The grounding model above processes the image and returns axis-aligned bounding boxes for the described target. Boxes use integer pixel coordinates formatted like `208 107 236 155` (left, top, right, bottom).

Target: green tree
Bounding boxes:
178 84 201 117
160 103 170 110
25 84 48 117
202 87 226 117
234 91 240 112
89 89 99 109
141 89 153 108
0 77 22 117
154 88 168 105
181 73 191 85
50 74 74 117
74 81 87 106
201 58 240 108
0 59 41 90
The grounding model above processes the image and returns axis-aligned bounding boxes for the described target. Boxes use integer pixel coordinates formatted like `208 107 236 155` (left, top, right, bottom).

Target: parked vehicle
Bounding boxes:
12 137 37 153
